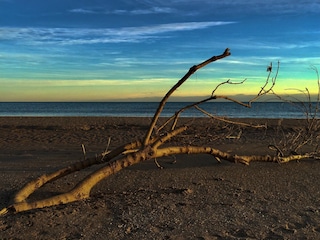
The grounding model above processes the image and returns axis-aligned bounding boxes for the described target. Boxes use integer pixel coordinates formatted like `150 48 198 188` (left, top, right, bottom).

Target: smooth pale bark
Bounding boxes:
1 143 312 215
13 140 142 203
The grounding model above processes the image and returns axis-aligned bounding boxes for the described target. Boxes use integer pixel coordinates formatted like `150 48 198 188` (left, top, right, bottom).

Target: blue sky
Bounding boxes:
0 0 319 101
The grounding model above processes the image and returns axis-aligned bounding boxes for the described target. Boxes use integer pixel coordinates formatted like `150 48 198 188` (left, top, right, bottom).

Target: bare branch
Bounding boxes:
143 48 231 146
248 61 279 105
194 105 267 128
211 79 246 96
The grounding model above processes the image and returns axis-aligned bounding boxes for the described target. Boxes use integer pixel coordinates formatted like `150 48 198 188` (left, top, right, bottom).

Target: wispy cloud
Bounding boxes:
113 6 174 15
0 21 236 45
0 78 176 88
229 38 320 51
160 0 320 15
69 8 95 14
68 6 174 15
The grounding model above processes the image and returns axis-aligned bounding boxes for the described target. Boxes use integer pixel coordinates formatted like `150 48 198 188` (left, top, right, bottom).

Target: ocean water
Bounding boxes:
0 102 318 119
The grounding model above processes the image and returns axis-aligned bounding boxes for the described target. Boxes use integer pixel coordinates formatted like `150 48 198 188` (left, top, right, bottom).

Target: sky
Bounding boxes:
0 0 319 102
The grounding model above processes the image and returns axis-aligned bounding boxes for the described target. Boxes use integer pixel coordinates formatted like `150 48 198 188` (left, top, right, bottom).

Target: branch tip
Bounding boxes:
224 48 231 56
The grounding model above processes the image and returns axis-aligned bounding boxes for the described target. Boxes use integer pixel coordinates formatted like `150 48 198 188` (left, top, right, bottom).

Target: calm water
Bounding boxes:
0 102 318 119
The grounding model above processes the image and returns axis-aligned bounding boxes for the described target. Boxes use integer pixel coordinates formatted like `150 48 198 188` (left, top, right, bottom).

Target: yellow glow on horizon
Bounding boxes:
0 76 318 102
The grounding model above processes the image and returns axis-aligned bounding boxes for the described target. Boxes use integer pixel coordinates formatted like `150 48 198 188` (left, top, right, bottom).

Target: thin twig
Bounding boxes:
194 105 266 128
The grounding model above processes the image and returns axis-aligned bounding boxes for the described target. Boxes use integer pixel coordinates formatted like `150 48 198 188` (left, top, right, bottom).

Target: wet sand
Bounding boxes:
0 117 320 239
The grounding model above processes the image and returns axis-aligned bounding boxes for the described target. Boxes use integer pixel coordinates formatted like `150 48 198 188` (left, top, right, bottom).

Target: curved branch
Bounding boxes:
194 105 267 128
211 79 246 96
13 140 142 203
3 147 154 215
2 142 312 215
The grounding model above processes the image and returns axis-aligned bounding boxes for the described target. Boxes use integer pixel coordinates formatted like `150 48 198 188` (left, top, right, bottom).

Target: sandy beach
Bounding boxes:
1 117 320 239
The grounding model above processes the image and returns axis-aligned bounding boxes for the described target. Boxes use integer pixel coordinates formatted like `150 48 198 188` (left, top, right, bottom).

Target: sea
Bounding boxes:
0 102 318 119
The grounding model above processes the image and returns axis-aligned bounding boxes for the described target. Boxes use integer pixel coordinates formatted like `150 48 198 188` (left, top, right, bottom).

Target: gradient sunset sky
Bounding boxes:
0 0 319 102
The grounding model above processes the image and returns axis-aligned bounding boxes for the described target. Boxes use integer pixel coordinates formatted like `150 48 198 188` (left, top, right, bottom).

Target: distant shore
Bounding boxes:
0 101 313 118
1 117 320 239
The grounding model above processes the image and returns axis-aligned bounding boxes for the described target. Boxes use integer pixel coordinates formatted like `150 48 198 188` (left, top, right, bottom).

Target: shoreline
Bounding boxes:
1 116 320 239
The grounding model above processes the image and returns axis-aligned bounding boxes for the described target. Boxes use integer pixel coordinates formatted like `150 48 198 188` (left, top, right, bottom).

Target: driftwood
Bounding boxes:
0 48 318 216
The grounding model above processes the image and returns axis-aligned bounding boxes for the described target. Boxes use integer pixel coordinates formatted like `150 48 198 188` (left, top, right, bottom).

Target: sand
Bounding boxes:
0 117 320 239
